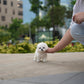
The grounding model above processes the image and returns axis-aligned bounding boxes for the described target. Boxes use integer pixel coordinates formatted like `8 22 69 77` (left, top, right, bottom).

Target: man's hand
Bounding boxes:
73 12 84 24
46 48 55 53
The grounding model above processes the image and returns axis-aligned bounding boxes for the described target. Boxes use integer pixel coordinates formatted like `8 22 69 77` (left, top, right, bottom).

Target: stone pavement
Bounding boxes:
0 52 84 84
0 72 84 84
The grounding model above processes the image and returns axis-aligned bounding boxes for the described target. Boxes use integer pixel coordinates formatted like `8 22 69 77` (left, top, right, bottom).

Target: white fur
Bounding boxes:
33 42 48 62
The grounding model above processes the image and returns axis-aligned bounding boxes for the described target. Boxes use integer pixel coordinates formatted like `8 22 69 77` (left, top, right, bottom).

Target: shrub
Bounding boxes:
0 39 84 53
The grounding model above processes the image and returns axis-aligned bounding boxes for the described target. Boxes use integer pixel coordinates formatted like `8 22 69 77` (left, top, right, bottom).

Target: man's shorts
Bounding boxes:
70 22 84 45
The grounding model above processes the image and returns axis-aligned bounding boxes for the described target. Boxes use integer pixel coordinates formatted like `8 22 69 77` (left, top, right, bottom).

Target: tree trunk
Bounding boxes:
53 26 56 41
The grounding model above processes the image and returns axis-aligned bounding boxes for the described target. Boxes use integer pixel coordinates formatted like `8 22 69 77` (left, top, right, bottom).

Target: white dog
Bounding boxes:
33 42 48 62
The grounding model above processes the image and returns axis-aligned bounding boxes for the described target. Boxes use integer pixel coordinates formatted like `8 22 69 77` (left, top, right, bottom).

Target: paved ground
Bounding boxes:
0 52 84 80
0 72 84 84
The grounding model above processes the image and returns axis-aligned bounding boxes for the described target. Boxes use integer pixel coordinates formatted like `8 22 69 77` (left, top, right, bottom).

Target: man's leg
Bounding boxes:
70 23 84 45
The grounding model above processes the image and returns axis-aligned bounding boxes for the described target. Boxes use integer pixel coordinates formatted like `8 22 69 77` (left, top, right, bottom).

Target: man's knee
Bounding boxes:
70 24 80 39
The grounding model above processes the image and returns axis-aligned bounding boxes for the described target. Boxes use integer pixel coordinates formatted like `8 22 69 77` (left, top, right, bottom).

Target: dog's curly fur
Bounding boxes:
33 42 48 62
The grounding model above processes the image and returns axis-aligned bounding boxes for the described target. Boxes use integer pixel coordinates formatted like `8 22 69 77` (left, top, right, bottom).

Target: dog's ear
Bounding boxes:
37 43 40 49
37 44 39 48
44 43 48 49
46 45 48 49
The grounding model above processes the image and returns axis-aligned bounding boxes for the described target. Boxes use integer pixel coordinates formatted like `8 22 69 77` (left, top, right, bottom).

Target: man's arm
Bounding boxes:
46 28 73 53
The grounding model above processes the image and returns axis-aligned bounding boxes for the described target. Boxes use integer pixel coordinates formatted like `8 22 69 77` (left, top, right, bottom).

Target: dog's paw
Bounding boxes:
37 60 40 63
33 58 36 61
43 59 47 63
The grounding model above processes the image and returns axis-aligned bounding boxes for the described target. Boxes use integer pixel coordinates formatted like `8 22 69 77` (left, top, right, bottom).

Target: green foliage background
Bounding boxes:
0 29 11 43
0 39 84 53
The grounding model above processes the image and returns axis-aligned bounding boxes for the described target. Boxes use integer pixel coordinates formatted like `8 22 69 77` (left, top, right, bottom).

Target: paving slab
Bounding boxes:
1 80 35 84
62 72 84 84
0 80 3 84
0 72 84 84
13 72 80 84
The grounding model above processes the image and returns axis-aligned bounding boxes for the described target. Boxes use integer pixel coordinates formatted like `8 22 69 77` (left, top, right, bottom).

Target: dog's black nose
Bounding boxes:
41 49 43 51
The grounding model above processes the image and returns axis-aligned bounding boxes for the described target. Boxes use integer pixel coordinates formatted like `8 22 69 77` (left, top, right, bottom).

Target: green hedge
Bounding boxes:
0 39 84 53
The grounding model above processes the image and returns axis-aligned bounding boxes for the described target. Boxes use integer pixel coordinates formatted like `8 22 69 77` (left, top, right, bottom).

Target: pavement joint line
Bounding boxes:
58 72 81 84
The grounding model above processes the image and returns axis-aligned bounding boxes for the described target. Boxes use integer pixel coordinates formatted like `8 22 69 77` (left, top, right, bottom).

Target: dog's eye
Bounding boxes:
43 47 45 49
39 47 41 49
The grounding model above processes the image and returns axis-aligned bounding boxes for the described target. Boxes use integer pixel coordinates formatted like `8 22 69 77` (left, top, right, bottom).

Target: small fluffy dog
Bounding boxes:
34 42 48 62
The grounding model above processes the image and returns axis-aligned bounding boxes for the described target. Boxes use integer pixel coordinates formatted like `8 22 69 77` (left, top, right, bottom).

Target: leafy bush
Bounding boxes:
0 39 84 53
59 42 84 52
16 42 35 53
0 29 11 43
